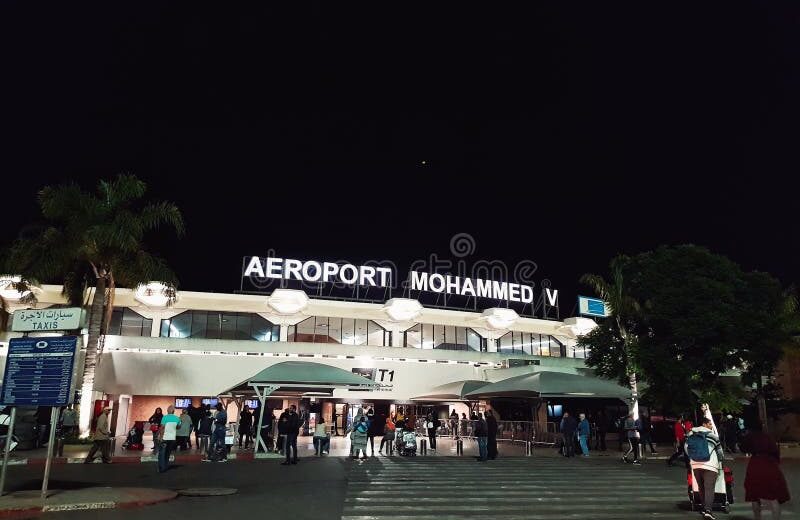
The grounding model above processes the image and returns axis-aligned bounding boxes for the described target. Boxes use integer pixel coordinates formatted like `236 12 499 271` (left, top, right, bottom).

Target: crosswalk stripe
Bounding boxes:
341 458 792 519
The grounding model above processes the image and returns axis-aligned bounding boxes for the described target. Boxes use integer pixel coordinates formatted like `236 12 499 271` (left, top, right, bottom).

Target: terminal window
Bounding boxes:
160 311 280 341
286 317 389 347
403 324 485 351
108 308 153 337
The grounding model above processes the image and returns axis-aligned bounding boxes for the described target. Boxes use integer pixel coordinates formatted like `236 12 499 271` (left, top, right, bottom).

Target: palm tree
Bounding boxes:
0 276 38 330
4 175 184 434
581 256 642 419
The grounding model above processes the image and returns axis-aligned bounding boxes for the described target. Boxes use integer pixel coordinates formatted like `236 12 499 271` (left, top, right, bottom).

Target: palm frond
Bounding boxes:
113 251 179 290
140 201 185 236
98 174 146 208
38 183 101 222
579 273 610 300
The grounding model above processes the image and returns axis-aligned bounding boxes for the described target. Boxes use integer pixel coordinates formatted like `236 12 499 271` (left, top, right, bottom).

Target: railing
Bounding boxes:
412 419 543 444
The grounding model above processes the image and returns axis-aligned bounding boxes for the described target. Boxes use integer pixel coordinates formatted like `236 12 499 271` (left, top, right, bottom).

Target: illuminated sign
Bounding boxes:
243 256 557 307
12 307 85 332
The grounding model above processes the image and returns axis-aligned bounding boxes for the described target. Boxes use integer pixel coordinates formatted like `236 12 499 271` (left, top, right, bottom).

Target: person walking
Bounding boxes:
640 413 657 455
595 411 607 451
188 402 204 449
685 417 725 520
622 413 641 464
350 416 369 459
486 409 498 460
426 413 438 451
723 415 738 453
280 404 300 465
238 405 253 449
741 422 790 520
577 413 590 457
84 406 113 464
176 408 193 451
60 406 78 441
449 409 459 438
197 410 213 454
157 405 180 473
148 407 163 451
313 417 330 455
474 413 488 462
206 402 228 462
366 409 380 456
379 415 396 454
668 414 693 467
560 412 578 457
331 407 339 436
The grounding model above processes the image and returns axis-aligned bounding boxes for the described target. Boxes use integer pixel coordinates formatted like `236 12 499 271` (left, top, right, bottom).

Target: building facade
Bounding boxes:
0 284 600 435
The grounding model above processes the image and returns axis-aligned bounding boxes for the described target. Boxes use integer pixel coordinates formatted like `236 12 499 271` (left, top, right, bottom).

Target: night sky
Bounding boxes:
1 3 799 317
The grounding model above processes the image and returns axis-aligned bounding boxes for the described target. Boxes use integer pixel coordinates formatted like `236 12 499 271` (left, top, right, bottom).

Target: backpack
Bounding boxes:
686 432 712 462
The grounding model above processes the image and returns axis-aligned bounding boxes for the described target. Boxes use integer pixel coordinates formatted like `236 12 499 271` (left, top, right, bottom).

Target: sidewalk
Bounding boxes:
7 435 533 464
8 436 790 466
0 487 177 518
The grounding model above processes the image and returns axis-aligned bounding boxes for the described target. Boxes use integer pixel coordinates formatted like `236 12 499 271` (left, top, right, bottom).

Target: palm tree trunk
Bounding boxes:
78 274 106 435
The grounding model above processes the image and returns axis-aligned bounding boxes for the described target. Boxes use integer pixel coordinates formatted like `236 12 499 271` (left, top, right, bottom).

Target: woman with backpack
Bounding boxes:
379 415 396 454
349 416 369 459
685 417 725 520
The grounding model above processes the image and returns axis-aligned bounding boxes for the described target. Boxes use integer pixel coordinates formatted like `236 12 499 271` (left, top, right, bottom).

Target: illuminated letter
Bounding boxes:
476 279 492 298
376 267 392 287
265 257 284 279
446 275 460 295
429 274 446 292
509 283 521 302
411 271 428 291
546 288 559 306
492 281 508 300
302 261 322 282
359 266 377 286
461 278 476 297
322 262 339 282
340 264 358 284
243 257 265 277
520 285 534 303
284 258 303 280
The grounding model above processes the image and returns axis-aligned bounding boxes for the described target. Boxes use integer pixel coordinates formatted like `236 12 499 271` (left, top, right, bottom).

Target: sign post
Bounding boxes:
0 336 79 501
0 407 17 496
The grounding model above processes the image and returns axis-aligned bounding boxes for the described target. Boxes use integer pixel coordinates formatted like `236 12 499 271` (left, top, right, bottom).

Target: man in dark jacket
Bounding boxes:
187 403 204 449
474 413 489 462
486 410 499 460
560 412 578 457
280 405 301 465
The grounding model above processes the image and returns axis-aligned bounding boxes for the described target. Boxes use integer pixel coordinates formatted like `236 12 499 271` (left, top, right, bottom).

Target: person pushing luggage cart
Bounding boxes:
686 415 729 519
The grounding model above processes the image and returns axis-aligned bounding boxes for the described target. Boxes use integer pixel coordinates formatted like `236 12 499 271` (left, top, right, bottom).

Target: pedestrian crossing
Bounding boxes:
341 457 785 519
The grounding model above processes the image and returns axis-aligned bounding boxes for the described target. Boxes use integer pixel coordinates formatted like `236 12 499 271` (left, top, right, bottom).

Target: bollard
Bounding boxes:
419 438 427 455
525 440 533 456
56 437 64 457
456 438 463 455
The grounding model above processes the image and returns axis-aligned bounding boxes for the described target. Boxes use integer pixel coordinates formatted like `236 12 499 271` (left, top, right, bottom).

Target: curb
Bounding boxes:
6 452 255 466
0 488 177 518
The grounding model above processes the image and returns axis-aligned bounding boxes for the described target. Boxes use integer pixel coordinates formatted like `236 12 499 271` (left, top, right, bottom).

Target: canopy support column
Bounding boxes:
252 384 278 455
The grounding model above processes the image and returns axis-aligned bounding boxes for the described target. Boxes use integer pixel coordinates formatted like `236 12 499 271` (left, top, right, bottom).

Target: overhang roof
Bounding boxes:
464 370 630 400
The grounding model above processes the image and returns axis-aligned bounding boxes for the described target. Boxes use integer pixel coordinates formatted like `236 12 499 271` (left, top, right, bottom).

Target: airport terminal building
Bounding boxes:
1 277 607 436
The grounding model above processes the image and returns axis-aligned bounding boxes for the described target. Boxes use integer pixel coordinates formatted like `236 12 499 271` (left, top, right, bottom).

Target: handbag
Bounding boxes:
150 424 159 433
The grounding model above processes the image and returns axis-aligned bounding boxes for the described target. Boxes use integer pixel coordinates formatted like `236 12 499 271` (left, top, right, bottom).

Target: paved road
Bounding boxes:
0 454 794 519
344 457 797 519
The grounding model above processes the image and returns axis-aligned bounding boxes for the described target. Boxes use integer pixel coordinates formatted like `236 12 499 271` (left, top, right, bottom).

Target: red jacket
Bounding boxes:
674 420 693 442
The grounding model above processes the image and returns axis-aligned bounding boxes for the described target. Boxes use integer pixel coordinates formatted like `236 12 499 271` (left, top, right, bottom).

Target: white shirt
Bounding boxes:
161 414 181 441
